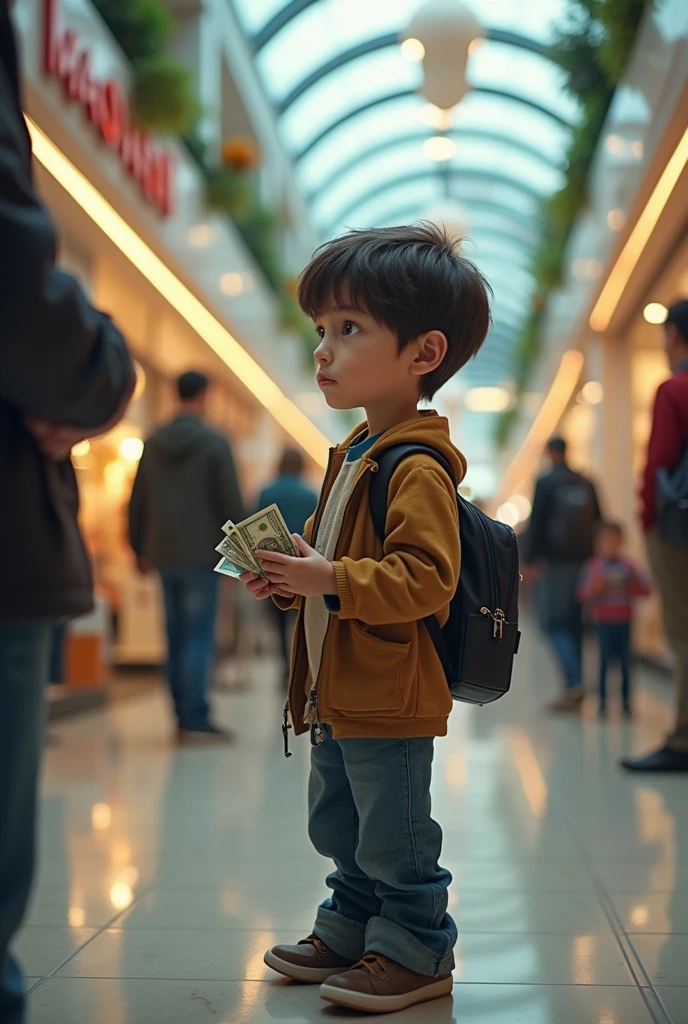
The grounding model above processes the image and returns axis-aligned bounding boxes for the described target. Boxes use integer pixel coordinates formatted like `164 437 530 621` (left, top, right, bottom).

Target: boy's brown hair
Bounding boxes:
297 223 493 400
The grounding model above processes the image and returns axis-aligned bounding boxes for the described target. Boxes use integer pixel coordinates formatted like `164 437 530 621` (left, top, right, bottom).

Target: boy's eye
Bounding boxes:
343 321 360 336
315 326 325 339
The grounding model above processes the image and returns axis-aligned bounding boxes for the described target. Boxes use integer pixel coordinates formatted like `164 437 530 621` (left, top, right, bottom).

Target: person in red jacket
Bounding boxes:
622 299 688 772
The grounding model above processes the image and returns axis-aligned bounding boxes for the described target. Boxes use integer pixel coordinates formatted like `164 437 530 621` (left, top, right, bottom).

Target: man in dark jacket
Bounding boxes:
0 6 134 1021
622 299 688 772
524 437 602 712
128 371 245 742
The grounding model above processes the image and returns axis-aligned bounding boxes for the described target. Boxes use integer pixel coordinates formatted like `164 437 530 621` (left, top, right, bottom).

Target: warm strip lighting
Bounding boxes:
498 349 584 503
27 119 331 468
590 126 688 333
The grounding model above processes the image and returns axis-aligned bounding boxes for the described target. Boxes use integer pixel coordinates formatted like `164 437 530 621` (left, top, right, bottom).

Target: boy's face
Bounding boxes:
597 529 623 560
312 299 441 412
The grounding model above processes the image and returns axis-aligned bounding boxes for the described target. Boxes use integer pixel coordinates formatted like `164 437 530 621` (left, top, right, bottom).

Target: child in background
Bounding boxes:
577 522 652 716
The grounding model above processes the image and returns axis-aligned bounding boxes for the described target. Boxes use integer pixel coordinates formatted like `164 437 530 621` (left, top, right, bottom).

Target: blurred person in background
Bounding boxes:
623 299 688 772
257 448 318 687
0 5 134 1019
523 437 602 712
577 522 652 717
128 372 245 743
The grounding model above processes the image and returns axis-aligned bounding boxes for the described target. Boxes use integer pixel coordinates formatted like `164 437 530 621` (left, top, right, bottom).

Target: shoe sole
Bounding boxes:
319 974 453 1014
263 949 350 983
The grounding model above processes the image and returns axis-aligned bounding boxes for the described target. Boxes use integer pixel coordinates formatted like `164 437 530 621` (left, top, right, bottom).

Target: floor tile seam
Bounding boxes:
27 749 287 997
592 882 676 1024
507 717 675 1024
27 975 646 987
560 818 676 1024
92 925 620 934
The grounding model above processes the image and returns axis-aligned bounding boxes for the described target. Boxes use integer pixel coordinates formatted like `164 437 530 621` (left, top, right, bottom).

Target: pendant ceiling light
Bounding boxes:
402 0 482 110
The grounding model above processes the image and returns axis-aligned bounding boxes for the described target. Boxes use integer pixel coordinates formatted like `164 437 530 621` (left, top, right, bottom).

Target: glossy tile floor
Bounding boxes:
19 628 688 1023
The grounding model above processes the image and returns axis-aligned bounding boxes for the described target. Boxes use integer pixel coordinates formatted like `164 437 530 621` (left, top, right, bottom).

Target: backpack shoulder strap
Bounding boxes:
369 443 456 544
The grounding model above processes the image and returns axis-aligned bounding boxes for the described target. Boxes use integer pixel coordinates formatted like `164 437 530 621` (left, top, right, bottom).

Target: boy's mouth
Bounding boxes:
316 372 336 388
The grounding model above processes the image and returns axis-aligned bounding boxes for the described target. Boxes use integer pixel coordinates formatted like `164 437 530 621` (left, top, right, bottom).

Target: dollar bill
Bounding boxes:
235 504 299 559
221 518 263 574
213 556 245 579
215 534 261 575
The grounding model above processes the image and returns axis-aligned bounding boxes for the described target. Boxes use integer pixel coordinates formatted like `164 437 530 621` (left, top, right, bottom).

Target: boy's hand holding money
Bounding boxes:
254 534 337 598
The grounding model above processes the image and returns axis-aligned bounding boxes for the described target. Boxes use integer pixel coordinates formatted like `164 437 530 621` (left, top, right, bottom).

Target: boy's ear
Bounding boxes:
409 330 448 379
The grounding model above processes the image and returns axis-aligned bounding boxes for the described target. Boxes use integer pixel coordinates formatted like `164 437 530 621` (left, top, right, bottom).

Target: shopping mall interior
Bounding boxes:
3 0 688 1021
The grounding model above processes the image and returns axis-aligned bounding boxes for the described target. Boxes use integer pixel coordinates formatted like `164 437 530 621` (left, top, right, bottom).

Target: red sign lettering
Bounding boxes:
42 0 174 217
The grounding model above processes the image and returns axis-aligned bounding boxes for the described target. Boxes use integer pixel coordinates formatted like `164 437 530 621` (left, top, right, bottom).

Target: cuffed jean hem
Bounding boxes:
314 905 367 962
366 916 456 977
314 906 455 977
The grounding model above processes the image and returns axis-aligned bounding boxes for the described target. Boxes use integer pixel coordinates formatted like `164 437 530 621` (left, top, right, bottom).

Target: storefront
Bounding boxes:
14 0 328 678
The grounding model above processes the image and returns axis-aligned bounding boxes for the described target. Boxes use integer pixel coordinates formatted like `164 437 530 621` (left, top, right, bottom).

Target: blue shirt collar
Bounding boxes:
346 430 384 462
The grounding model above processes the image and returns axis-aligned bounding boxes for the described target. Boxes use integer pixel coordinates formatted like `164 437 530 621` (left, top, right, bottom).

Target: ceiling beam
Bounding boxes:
294 87 570 164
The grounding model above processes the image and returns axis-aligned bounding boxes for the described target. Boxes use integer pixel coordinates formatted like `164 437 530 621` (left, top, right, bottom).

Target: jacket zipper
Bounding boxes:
299 458 378 751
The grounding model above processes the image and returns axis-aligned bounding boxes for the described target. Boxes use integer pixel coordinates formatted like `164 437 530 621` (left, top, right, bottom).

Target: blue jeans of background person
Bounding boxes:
547 624 583 691
0 622 52 1024
308 726 456 977
596 622 632 709
537 562 584 691
159 568 219 731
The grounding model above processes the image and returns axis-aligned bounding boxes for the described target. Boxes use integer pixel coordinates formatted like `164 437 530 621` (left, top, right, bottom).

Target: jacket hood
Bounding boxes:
147 414 214 461
339 410 467 485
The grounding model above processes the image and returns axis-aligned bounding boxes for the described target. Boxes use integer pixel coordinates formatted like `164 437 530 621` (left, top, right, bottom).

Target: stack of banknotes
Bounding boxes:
213 504 298 579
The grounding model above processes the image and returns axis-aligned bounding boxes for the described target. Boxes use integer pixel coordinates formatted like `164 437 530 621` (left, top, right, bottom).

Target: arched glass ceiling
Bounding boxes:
232 0 576 390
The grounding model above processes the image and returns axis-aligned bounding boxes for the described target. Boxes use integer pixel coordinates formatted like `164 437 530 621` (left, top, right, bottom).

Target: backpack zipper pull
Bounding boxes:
282 705 293 758
481 606 506 640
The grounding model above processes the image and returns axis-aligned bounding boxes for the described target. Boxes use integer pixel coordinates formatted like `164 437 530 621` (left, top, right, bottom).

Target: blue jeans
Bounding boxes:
537 563 584 691
308 727 456 977
596 622 632 708
0 621 52 1024
159 568 219 730
547 625 583 691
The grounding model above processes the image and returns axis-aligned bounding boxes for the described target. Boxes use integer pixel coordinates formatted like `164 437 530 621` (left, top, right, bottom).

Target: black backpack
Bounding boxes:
369 444 521 705
545 471 598 560
656 446 688 548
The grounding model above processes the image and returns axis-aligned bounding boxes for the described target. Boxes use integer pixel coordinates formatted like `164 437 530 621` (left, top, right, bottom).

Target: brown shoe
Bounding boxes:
320 952 453 1014
546 688 584 713
264 933 357 983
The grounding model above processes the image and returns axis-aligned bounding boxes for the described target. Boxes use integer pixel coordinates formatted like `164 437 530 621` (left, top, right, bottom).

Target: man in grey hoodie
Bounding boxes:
128 372 245 742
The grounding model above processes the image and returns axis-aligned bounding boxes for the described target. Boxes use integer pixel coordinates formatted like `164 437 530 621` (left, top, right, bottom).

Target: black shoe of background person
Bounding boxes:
620 745 688 772
177 724 235 745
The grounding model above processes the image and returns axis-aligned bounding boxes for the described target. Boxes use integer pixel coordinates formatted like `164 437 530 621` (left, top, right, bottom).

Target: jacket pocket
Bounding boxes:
327 621 411 716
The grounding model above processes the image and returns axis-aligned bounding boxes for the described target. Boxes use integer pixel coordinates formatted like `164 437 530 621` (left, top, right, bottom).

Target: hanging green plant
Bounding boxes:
130 55 199 135
234 205 283 293
92 0 175 63
204 166 253 218
496 0 653 450
596 0 649 81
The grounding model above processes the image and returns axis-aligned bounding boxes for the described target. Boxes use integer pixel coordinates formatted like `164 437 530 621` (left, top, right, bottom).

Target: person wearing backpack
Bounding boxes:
524 437 602 712
237 225 494 1015
622 298 688 772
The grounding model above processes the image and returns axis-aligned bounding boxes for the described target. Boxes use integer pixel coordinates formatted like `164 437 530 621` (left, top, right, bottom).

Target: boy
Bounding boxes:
241 225 491 1014
577 522 652 716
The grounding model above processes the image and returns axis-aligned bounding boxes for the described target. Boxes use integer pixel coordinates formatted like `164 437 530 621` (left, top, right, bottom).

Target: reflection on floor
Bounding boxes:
21 628 688 1024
